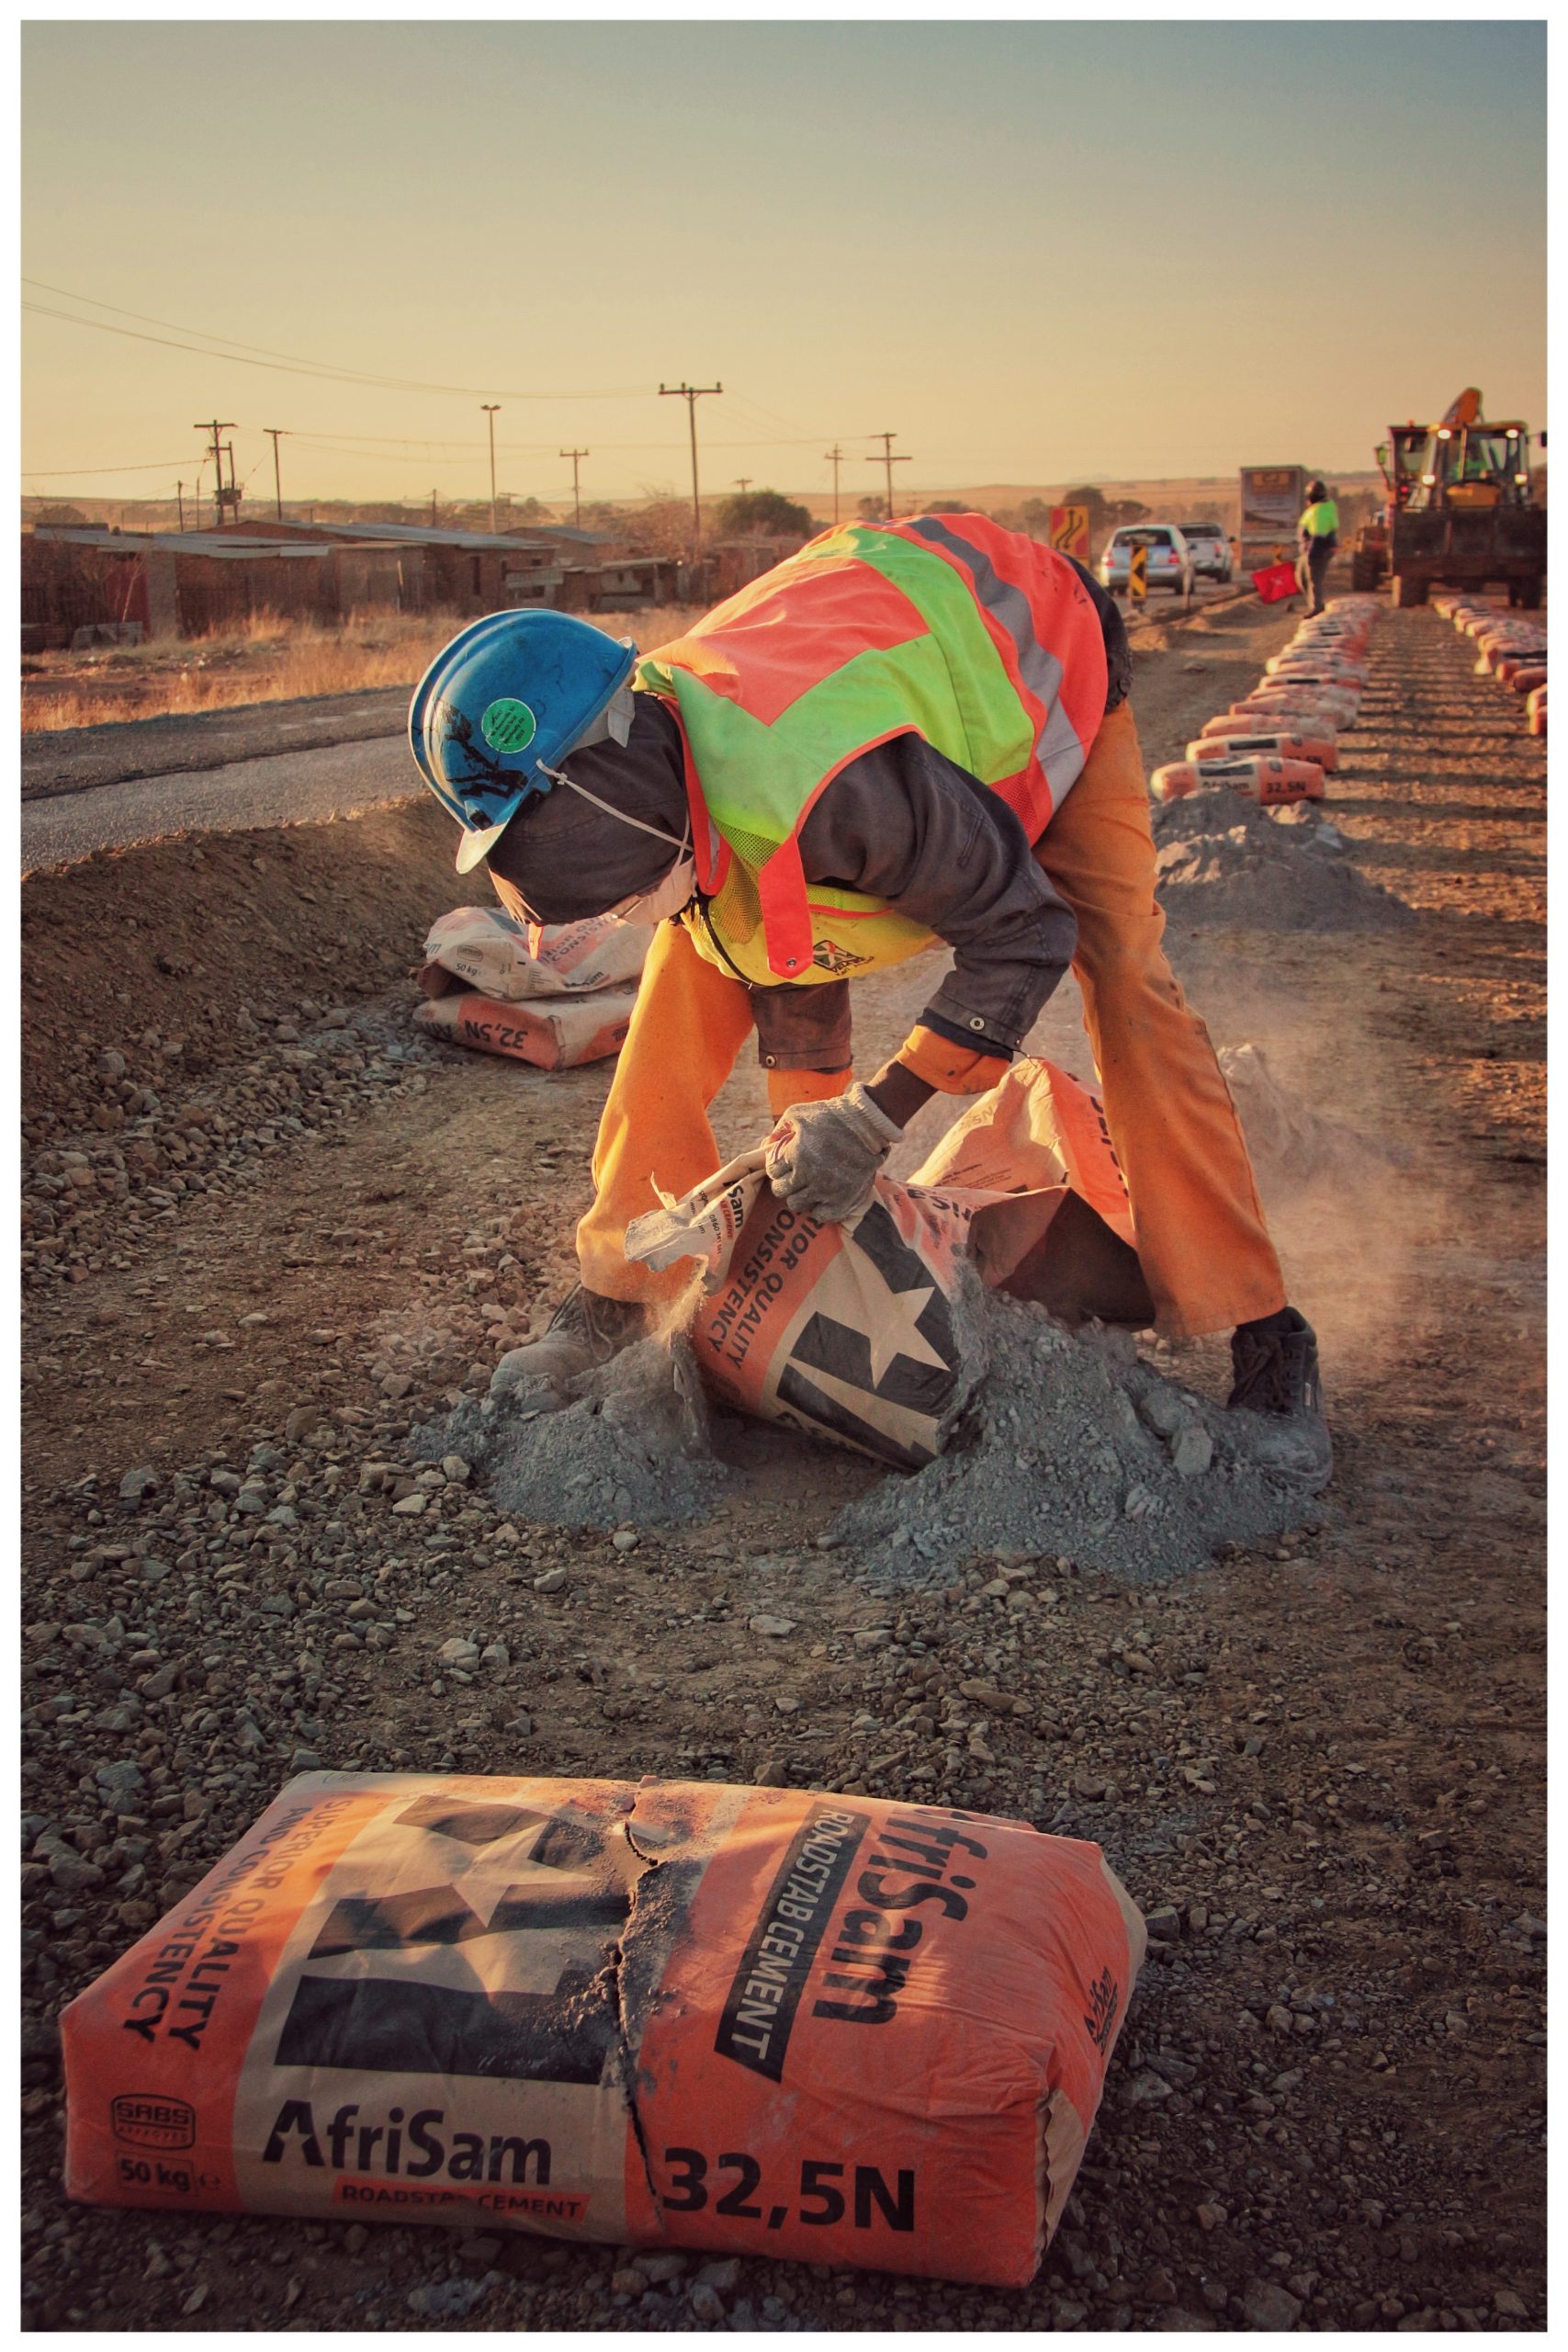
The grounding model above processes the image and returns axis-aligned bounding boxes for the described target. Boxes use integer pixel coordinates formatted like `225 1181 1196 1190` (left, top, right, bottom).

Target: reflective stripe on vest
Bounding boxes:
637 516 1107 984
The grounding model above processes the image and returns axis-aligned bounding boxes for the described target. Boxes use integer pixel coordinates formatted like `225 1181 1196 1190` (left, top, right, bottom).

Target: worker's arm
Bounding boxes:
796 733 1081 1125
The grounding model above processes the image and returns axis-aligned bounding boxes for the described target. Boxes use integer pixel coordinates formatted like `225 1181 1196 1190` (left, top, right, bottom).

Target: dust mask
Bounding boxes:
610 854 696 928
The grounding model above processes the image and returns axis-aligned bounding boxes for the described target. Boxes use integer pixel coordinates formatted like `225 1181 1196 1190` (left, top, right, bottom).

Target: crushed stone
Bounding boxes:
829 1291 1317 1587
1152 792 1413 931
427 1334 733 1530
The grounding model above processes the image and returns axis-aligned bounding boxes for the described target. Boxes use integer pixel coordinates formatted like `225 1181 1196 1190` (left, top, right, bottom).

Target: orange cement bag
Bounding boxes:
626 1058 1141 1470
62 1771 1145 2289
418 908 647 1002
1188 729 1337 772
414 987 636 1070
1151 755 1324 805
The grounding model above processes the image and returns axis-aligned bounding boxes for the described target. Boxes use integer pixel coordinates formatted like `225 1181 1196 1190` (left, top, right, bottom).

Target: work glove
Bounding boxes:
761 1082 904 1227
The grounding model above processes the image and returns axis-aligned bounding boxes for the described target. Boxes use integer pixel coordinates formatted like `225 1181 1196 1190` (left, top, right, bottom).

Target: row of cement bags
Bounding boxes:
1149 593 1381 806
1434 594 1547 738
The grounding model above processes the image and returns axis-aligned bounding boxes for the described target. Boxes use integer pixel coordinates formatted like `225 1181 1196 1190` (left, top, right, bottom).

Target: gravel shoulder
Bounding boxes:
20 593 1545 2332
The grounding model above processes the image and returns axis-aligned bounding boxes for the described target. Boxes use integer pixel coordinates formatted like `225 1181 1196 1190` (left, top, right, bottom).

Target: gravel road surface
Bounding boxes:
21 733 419 870
20 687 408 802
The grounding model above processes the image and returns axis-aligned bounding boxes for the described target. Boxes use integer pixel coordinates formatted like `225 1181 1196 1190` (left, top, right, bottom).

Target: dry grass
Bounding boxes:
19 604 704 733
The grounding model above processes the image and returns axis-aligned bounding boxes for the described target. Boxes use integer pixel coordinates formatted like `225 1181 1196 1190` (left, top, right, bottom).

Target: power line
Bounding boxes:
22 456 193 476
22 284 656 402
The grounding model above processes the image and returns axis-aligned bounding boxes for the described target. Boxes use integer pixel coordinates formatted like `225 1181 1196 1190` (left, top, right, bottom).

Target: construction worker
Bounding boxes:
411 514 1327 1478
1296 479 1339 616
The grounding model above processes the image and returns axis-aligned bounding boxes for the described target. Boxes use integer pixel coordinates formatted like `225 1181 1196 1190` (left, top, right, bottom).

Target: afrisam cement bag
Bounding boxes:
62 1771 1145 2289
625 1059 1141 1469
626 1150 983 1470
419 908 647 1003
413 986 637 1071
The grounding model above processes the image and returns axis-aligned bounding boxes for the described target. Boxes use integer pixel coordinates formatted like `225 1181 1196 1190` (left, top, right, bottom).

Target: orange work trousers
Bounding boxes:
576 700 1286 1339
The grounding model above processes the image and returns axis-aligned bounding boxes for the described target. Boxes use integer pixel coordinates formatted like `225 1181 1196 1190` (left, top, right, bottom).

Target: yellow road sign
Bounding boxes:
1128 543 1148 603
1049 503 1090 560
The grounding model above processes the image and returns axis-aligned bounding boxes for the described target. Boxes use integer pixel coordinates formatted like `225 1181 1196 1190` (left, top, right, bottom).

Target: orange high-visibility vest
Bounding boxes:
635 514 1109 985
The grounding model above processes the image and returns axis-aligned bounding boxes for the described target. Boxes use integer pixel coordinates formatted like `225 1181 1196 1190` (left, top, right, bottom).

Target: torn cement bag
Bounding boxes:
627 1152 983 1469
625 1058 1150 1469
62 1771 1145 2290
414 986 637 1071
418 908 647 1002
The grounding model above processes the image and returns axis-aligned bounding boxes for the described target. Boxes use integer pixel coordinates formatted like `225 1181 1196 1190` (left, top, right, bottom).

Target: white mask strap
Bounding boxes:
542 763 691 857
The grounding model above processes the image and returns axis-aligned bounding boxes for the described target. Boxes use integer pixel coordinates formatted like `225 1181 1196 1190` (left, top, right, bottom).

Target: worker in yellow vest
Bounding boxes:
1296 480 1339 616
411 514 1327 1478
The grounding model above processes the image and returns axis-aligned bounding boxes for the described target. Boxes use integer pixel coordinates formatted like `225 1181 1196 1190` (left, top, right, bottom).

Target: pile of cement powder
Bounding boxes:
430 1335 733 1530
829 1292 1315 1587
1152 793 1413 932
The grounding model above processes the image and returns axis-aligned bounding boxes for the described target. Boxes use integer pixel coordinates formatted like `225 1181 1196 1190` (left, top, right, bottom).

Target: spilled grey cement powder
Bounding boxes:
1217 1041 1409 1198
829 1293 1317 1588
1152 791 1414 932
430 1335 734 1530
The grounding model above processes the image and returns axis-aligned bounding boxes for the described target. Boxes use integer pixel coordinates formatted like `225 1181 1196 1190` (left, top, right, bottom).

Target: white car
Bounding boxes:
1098 524 1195 598
1179 521 1235 582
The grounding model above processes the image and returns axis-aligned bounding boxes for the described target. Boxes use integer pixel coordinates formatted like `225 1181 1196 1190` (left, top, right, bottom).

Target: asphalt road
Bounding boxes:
21 733 421 871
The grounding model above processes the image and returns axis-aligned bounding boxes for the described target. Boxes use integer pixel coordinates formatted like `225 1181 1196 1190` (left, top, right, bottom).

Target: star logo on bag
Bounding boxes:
773 1200 958 1468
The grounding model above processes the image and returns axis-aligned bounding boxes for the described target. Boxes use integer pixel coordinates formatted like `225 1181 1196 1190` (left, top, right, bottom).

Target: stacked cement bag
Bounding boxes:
413 909 647 1071
62 1768 1145 2289
1153 594 1377 806
1433 595 1547 738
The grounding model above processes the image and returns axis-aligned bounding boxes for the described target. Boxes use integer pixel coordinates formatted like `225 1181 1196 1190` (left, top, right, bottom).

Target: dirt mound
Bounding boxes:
1153 793 1414 931
21 799 487 1145
829 1291 1317 1584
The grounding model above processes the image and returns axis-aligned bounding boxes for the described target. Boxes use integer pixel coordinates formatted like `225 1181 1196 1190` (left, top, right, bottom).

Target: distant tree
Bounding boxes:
858 493 888 522
579 501 630 534
33 502 86 526
716 489 814 539
1103 497 1151 532
625 494 695 558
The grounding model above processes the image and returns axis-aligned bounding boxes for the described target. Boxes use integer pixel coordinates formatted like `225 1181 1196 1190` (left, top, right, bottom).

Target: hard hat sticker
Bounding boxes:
481 697 537 753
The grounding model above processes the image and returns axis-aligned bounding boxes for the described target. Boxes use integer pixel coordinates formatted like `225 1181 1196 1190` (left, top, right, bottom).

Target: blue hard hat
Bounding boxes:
409 610 638 873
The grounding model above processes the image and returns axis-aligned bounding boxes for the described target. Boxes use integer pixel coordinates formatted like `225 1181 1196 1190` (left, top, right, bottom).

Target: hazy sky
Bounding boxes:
22 20 1547 509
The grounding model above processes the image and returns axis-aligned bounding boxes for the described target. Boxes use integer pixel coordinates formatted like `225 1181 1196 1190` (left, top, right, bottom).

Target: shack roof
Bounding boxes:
253 519 561 554
29 526 342 561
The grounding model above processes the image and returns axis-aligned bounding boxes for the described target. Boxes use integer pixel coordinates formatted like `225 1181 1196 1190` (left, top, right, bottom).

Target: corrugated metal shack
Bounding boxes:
20 514 696 650
21 526 415 648
240 519 566 612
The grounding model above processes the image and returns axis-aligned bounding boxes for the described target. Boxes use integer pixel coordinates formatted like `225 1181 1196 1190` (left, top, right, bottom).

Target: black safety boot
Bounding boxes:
1227 1306 1331 1487
491 1283 649 1400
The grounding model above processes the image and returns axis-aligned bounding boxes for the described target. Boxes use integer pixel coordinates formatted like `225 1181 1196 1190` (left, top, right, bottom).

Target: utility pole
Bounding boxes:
264 427 286 521
824 444 844 525
734 476 752 495
660 380 723 558
195 421 236 526
430 488 438 527
560 447 589 527
481 404 501 533
176 481 186 532
867 432 911 522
